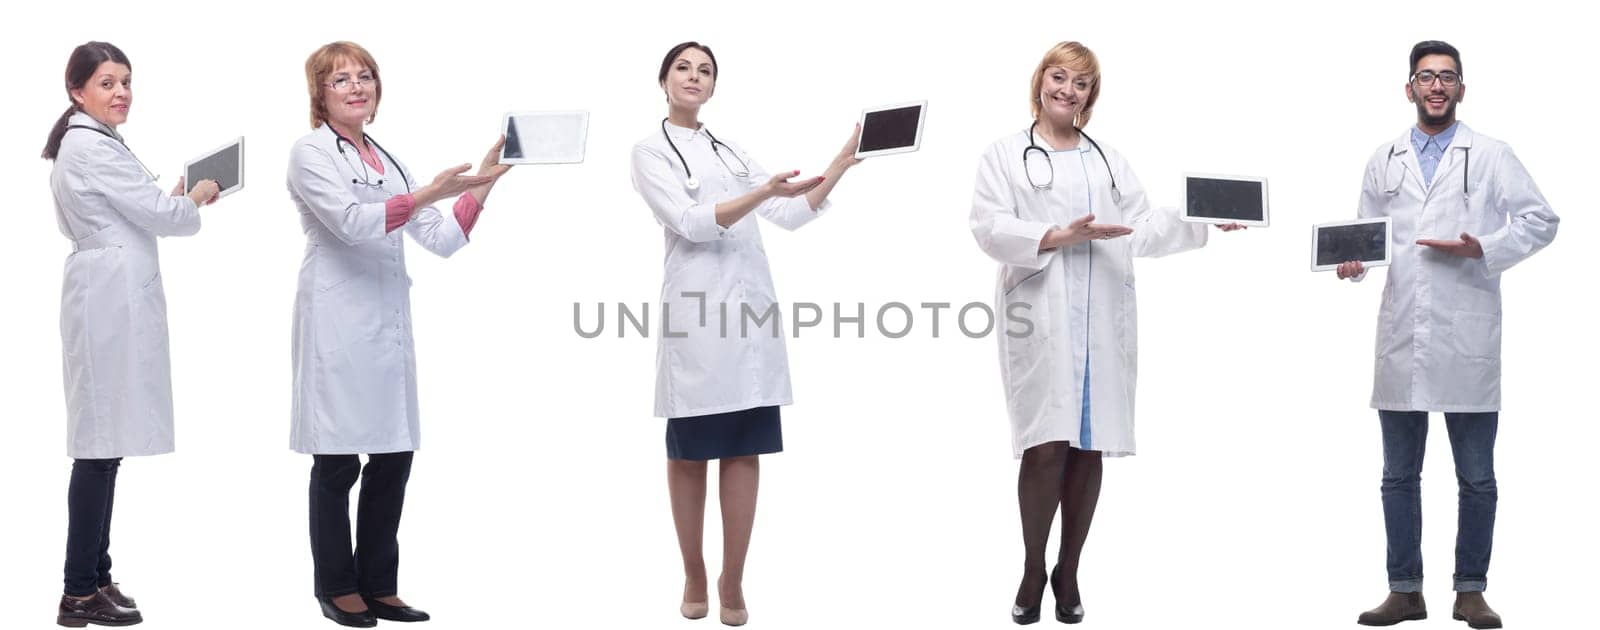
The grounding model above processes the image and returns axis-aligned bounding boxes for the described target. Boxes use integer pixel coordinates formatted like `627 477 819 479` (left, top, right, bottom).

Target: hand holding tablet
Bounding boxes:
1313 217 1391 274
184 136 244 201
1182 173 1269 227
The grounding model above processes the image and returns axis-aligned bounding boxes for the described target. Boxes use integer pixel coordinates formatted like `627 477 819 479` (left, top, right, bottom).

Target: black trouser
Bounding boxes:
64 458 121 597
309 452 414 598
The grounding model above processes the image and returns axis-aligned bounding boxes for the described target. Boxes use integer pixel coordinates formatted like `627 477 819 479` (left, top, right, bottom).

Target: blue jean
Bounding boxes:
1378 410 1498 593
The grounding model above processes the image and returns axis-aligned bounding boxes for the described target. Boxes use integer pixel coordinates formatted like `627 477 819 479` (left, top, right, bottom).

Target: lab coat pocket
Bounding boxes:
1002 265 1048 298
136 271 168 345
1450 311 1500 361
313 269 377 355
316 266 358 294
1002 275 1054 404
1003 328 1051 396
1117 279 1138 361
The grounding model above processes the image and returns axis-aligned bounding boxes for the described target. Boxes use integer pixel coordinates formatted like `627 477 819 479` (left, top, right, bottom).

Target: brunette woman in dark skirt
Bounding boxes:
629 41 864 626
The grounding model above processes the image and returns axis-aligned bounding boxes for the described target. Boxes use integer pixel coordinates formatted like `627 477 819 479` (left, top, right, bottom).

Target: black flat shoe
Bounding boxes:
362 596 430 622
58 591 142 627
1011 603 1041 625
316 596 377 628
99 583 136 609
1049 565 1085 624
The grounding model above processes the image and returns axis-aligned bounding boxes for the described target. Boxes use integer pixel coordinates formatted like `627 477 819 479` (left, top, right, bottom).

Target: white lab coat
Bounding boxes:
287 124 469 454
1355 123 1558 412
52 112 202 459
630 121 829 418
971 129 1206 457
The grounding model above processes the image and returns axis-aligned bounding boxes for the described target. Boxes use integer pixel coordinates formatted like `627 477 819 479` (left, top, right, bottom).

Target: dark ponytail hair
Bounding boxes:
42 41 131 160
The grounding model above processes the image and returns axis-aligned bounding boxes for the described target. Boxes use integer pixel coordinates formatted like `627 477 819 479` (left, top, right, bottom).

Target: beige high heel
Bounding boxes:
719 606 749 626
680 601 709 620
716 575 748 626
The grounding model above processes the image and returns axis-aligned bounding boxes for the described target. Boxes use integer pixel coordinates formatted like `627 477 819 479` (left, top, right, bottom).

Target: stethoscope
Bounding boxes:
660 118 750 190
331 127 411 192
67 123 158 181
1384 142 1469 202
1023 120 1120 203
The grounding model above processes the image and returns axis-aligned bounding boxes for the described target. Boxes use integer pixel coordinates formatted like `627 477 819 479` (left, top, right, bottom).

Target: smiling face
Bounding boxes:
71 61 132 128
661 47 716 110
321 57 378 131
1406 53 1465 128
1037 65 1094 129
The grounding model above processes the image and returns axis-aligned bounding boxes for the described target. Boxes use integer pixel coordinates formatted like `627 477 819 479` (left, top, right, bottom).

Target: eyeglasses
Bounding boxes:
324 73 377 92
1411 70 1461 87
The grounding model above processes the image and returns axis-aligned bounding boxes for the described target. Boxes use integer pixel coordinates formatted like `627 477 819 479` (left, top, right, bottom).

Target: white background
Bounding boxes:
1 1 1593 629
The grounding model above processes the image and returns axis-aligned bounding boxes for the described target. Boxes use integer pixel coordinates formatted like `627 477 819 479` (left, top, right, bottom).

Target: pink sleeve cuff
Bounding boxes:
454 191 483 238
385 194 415 233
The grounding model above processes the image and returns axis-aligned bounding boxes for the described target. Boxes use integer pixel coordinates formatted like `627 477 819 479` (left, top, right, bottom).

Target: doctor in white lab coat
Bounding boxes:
629 41 862 626
1344 41 1557 630
46 41 221 626
286 41 510 627
969 42 1242 625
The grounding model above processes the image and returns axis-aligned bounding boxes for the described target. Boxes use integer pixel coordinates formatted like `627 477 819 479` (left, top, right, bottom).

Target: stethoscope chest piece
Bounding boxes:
685 176 700 191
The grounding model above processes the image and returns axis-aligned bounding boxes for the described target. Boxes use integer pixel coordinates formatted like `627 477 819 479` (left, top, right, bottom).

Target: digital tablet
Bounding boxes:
1311 217 1392 272
500 110 589 165
183 137 244 198
1182 173 1269 227
854 100 927 159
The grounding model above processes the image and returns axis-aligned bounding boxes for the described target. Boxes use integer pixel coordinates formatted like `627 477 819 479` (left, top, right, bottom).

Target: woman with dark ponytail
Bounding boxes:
46 41 221 628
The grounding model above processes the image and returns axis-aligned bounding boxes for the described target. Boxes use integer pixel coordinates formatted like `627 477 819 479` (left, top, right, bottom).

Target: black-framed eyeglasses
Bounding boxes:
325 73 377 92
1411 70 1461 87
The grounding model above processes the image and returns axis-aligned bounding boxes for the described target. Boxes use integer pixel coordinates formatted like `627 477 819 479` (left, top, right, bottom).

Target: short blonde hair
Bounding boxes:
1029 41 1100 128
304 41 382 129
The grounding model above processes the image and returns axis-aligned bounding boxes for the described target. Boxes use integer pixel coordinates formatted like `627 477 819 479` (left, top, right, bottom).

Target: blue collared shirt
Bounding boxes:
1410 122 1459 187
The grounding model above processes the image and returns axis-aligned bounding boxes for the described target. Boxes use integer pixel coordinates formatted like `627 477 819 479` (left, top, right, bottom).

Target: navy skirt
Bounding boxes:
666 406 783 461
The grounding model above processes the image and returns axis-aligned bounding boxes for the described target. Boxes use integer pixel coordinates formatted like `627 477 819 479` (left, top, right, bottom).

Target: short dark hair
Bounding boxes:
658 41 717 83
1409 40 1462 78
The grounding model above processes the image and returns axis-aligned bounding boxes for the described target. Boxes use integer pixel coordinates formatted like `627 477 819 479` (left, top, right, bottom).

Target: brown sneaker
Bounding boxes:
1357 591 1427 626
1452 592 1503 629
57 590 142 627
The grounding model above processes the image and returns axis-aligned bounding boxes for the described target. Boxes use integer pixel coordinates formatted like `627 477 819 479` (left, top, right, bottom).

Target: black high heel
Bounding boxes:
1011 569 1046 625
1049 565 1085 624
1012 602 1042 625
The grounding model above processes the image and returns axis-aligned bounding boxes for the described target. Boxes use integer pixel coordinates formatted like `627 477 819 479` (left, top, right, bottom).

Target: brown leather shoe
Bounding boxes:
1452 592 1503 629
1357 591 1427 626
57 591 142 627
99 584 136 609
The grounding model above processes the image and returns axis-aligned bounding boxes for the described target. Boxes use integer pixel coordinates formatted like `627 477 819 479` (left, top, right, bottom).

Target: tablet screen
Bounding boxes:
858 103 924 154
186 139 242 195
501 111 588 165
1315 221 1388 266
1186 176 1265 223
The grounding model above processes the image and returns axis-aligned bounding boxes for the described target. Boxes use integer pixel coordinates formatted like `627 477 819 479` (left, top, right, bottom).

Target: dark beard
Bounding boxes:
1414 98 1458 128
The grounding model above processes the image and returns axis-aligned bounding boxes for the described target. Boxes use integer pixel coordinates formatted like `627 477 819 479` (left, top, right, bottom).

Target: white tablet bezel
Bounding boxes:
1180 172 1270 227
854 100 927 159
1310 217 1392 272
499 110 589 165
183 136 244 199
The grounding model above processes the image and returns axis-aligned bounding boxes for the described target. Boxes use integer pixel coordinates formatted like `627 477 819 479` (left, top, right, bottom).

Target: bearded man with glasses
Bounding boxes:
1336 40 1560 630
